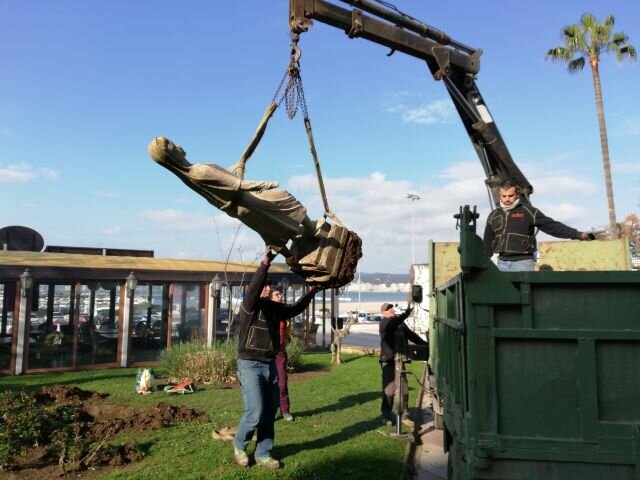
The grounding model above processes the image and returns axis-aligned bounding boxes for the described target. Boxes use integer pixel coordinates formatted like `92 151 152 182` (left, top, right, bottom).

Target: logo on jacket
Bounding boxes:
511 213 525 218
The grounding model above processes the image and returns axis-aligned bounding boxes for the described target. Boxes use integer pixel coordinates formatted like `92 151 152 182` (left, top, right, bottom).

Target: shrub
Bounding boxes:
0 390 91 469
49 403 86 465
159 339 238 386
286 336 305 372
0 390 48 467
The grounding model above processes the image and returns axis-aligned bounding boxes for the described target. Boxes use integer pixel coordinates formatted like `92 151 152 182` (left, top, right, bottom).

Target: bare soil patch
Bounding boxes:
2 385 208 480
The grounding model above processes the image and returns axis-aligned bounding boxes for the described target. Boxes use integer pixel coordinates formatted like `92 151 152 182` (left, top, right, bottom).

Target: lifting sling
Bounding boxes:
235 32 362 288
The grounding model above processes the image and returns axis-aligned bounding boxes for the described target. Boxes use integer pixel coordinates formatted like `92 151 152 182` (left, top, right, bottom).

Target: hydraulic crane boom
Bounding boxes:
289 0 533 204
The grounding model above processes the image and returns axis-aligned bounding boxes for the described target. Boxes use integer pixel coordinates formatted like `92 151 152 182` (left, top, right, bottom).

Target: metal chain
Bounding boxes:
269 31 338 222
272 33 308 120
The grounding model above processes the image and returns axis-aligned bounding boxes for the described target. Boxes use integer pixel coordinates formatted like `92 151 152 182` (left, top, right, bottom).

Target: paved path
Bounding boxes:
407 362 448 480
413 396 448 479
315 321 380 349
315 323 448 479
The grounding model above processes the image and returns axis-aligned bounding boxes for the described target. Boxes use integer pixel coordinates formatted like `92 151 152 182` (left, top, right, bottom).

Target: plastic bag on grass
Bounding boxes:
135 368 155 395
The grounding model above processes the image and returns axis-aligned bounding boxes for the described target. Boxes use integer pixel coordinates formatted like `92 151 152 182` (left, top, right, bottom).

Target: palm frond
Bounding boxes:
548 12 634 72
580 13 596 31
611 32 628 46
545 47 573 62
593 23 611 46
562 24 582 50
619 44 637 62
568 57 585 73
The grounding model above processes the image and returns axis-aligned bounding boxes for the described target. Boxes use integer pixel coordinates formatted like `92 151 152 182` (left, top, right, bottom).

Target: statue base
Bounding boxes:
289 220 362 288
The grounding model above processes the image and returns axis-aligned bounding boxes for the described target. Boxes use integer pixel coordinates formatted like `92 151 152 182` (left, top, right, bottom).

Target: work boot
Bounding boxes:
255 456 281 469
233 447 249 467
282 413 294 422
401 416 415 429
381 414 393 427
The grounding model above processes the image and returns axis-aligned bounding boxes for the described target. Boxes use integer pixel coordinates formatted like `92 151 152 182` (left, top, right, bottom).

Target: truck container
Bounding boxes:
430 206 640 479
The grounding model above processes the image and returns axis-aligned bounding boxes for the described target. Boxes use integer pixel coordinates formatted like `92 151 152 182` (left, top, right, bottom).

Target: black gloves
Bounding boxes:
265 246 279 262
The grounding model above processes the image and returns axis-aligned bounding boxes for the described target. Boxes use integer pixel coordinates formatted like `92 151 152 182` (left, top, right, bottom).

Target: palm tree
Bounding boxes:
546 13 636 239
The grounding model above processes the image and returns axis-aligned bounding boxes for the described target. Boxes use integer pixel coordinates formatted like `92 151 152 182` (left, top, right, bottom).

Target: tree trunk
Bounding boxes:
590 57 619 238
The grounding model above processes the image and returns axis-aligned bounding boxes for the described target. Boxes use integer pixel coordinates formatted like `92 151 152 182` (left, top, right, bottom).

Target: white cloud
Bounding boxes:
614 118 640 137
515 161 597 196
138 209 238 230
402 99 456 125
381 93 455 125
282 159 603 272
113 159 604 273
93 190 121 198
99 226 122 235
615 162 640 173
534 202 587 223
380 91 411 113
0 164 60 183
286 166 488 272
437 161 484 180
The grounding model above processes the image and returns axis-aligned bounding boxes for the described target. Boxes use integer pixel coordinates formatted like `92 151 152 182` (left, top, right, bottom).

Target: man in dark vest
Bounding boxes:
484 179 592 272
233 248 320 469
378 302 427 427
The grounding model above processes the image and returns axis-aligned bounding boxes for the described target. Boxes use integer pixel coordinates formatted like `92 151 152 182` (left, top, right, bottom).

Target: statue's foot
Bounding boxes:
299 217 326 239
148 137 190 167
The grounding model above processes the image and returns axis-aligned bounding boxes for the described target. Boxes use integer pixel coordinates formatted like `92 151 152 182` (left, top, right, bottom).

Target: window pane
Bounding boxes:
28 284 74 369
77 284 119 366
131 284 168 363
171 284 204 344
0 283 13 371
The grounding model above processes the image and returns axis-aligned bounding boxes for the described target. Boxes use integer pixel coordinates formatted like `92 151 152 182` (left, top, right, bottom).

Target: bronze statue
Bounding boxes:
148 136 318 248
148 136 362 287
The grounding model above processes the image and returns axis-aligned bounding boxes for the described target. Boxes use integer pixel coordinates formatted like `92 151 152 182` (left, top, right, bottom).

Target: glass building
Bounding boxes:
0 248 301 375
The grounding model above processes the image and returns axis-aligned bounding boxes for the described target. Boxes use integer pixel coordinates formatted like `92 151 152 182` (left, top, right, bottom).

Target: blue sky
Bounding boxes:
1 0 638 273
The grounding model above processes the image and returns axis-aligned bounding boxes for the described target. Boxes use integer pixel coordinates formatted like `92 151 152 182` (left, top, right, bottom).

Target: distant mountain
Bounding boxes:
358 272 409 286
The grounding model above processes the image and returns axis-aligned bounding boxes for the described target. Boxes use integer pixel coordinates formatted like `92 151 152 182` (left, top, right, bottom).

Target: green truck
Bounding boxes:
428 206 640 479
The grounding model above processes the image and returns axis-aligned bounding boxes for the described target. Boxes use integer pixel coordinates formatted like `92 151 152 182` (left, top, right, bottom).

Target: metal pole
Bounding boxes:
407 194 420 265
322 290 326 348
357 269 361 313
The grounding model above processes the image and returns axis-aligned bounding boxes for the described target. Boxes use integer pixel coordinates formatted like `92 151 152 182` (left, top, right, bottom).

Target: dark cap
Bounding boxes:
380 303 394 313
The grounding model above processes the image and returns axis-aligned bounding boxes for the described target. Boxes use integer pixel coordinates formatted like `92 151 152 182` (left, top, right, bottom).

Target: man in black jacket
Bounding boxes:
379 302 427 427
483 179 591 272
233 248 319 469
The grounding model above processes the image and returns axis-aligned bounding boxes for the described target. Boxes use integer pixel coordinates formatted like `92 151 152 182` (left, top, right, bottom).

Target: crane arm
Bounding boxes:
289 0 533 203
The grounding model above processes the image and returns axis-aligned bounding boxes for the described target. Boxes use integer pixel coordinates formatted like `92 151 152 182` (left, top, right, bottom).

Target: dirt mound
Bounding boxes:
87 402 209 438
34 384 108 403
3 385 209 479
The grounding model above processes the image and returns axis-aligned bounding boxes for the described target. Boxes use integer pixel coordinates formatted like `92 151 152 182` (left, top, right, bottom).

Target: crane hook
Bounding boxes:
291 43 302 64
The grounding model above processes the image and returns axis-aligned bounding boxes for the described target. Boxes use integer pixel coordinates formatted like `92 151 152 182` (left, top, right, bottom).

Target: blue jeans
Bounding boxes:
234 359 279 458
497 258 536 272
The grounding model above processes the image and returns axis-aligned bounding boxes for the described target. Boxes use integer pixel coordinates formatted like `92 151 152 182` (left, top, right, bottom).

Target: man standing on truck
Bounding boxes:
233 248 320 470
379 302 427 427
483 179 593 272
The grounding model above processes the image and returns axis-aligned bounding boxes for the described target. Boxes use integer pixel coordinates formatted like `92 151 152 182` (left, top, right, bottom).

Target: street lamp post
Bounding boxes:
210 274 222 345
122 272 138 368
406 193 421 265
281 277 290 303
15 269 34 374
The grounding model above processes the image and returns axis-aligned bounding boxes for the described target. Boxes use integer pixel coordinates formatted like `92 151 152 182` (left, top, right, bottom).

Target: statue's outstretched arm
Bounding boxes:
240 180 279 191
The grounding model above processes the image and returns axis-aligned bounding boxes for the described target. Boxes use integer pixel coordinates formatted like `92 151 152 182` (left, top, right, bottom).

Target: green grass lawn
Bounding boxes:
0 353 425 479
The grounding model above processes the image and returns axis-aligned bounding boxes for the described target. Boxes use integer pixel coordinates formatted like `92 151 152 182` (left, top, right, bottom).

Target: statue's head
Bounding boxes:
148 137 191 171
